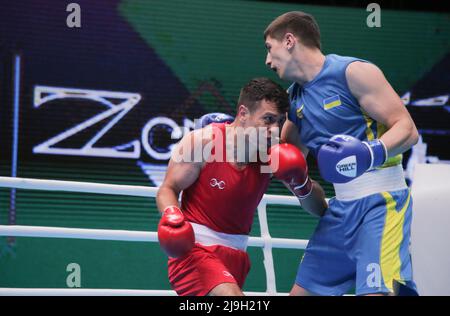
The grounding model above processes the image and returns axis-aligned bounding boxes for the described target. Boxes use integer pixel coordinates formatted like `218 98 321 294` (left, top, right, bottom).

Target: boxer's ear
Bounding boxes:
237 105 249 124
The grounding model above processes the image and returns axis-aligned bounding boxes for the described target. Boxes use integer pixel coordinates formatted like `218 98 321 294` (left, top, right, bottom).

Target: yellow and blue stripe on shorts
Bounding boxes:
295 188 417 295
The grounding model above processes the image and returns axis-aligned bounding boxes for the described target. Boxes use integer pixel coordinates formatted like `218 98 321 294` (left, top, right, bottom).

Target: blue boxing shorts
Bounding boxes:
296 187 417 295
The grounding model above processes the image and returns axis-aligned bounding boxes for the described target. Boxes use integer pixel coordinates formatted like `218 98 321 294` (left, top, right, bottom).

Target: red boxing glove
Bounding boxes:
269 143 313 199
157 206 195 258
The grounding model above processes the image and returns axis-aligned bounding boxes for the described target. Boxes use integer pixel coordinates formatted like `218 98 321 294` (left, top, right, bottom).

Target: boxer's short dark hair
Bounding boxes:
264 11 321 50
237 78 289 114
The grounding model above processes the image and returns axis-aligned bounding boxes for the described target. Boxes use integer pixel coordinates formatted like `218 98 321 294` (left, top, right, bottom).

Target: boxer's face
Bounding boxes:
265 35 292 81
241 99 285 149
249 99 285 132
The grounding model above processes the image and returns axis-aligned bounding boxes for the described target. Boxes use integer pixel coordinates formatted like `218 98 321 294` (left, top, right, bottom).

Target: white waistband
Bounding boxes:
333 165 407 201
190 222 248 251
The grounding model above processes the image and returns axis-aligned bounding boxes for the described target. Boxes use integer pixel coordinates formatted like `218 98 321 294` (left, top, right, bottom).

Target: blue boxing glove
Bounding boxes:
317 134 387 183
194 112 234 129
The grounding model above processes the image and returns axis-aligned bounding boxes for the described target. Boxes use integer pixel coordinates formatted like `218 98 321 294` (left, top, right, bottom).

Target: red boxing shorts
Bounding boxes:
167 243 251 296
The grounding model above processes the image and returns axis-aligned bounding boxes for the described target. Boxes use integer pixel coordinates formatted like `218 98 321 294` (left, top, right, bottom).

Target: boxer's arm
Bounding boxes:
298 181 327 217
346 62 419 157
156 129 208 213
281 118 309 157
156 159 202 213
156 129 212 258
280 119 327 217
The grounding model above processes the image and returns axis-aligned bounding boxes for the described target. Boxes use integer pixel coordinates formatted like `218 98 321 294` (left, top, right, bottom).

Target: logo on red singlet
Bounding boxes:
222 271 233 278
210 178 225 190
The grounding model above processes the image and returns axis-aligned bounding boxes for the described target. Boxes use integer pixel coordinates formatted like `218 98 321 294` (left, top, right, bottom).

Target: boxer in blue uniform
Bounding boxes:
263 11 419 295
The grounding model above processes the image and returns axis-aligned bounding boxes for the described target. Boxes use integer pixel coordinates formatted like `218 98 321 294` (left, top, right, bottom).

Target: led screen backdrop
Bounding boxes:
0 0 449 292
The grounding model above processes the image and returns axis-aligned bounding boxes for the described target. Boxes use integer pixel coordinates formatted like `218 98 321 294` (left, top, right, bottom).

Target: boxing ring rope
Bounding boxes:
0 176 312 296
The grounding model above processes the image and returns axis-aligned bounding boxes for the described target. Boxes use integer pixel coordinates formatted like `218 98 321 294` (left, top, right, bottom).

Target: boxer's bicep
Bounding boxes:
163 130 205 193
165 159 202 193
157 131 205 211
346 61 407 129
346 61 418 154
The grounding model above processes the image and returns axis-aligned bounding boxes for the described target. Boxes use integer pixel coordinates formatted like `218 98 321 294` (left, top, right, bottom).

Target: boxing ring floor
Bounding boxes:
0 176 314 296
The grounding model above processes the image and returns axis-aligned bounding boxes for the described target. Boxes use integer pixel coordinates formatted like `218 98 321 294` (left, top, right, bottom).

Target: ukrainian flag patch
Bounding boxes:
323 95 342 110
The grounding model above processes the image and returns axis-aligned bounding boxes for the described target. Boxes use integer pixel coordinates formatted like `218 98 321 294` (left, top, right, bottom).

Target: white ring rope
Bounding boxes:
0 176 317 295
0 288 284 296
0 176 316 203
0 288 177 296
0 225 308 249
0 176 157 197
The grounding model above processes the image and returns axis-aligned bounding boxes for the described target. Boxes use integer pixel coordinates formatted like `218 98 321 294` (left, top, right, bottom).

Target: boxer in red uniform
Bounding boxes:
156 78 323 296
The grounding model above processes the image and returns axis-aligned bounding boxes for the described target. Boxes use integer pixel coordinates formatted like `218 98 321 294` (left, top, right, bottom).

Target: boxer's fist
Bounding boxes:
194 112 234 129
317 134 387 183
157 206 195 258
269 143 312 199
